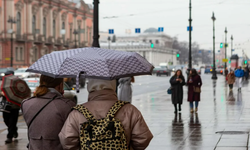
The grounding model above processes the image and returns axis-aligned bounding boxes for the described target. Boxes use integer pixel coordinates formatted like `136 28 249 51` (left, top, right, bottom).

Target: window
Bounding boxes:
32 48 38 61
78 25 81 46
43 18 46 40
70 28 72 41
53 20 56 38
155 40 159 44
62 22 65 43
32 15 36 35
0 46 2 60
16 12 21 35
15 47 19 61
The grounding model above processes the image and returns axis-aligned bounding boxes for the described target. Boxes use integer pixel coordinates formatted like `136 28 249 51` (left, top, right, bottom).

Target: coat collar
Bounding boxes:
88 89 118 102
40 88 63 99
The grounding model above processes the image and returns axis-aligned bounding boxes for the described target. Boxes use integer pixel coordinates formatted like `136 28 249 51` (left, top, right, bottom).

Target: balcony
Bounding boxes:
16 34 26 42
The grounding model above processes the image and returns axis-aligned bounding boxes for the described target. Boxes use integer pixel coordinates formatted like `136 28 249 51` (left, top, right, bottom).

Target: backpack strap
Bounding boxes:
73 105 95 121
106 100 129 119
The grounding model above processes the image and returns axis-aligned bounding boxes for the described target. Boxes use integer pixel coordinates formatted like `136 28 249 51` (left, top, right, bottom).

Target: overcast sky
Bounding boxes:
84 0 250 56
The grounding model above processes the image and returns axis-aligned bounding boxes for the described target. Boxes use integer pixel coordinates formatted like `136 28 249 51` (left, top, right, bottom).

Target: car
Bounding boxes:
155 66 171 76
216 66 224 75
14 68 39 79
152 66 163 74
0 67 15 80
169 66 176 72
64 78 86 88
204 66 212 74
24 78 78 104
194 67 201 74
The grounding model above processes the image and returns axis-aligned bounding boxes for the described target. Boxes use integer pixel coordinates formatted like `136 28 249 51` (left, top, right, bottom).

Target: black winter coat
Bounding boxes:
170 75 186 104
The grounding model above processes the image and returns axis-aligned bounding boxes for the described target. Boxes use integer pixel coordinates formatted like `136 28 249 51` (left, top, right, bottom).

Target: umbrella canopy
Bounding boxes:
27 47 154 92
1 75 31 106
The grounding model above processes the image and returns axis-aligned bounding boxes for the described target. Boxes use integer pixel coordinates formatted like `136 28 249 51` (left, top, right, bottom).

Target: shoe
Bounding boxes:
179 105 181 111
5 138 12 143
13 133 18 138
195 108 198 113
190 109 194 113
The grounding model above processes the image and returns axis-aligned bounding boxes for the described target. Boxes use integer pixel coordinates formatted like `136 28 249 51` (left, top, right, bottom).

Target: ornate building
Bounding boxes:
0 0 93 68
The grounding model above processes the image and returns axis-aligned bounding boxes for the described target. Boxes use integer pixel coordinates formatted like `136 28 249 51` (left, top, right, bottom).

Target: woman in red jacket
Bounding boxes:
187 69 202 113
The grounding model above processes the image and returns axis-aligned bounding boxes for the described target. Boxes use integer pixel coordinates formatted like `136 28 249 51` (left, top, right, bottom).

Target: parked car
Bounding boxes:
14 68 39 79
204 66 212 74
0 67 15 80
155 66 171 76
24 78 78 104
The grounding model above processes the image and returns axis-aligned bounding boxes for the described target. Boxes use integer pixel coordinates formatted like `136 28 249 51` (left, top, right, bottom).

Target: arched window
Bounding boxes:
62 22 65 43
43 18 46 40
16 12 21 35
53 20 56 38
78 25 81 46
32 15 36 35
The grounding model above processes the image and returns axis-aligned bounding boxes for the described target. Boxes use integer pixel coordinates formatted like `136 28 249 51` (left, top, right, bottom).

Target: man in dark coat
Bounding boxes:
170 70 186 113
1 70 20 143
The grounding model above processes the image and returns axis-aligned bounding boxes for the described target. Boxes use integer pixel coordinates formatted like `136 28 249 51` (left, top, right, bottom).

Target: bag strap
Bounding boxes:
28 95 57 128
73 105 95 121
106 100 129 118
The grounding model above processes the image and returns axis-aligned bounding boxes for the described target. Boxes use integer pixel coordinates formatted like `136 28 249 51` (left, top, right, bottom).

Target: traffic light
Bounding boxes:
176 53 180 58
151 43 154 48
244 60 247 64
229 60 231 64
216 60 219 62
220 43 223 48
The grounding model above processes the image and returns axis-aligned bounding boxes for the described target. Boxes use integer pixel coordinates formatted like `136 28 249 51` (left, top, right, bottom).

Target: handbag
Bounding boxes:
0 98 12 113
167 87 172 94
193 86 201 93
26 95 57 148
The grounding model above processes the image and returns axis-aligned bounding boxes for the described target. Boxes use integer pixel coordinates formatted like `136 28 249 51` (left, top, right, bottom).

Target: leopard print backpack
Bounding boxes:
73 100 129 150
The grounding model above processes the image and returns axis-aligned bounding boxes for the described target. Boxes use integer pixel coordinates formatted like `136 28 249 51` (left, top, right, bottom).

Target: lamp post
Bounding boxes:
188 0 192 76
231 35 233 57
92 0 100 48
73 29 78 48
107 36 111 49
224 27 228 70
7 16 16 67
211 12 217 80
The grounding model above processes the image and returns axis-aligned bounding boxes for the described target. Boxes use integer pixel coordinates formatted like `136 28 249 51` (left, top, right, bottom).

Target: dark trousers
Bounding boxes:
3 109 19 138
229 84 233 89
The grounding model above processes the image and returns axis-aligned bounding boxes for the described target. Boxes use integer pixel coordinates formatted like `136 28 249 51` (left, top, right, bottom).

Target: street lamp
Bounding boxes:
188 0 192 76
7 16 16 67
224 27 228 70
211 12 217 80
73 29 78 48
231 35 233 57
92 0 100 48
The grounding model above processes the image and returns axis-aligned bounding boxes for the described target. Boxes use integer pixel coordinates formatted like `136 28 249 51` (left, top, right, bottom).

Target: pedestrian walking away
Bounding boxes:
170 70 186 113
224 68 229 76
187 69 202 113
244 67 249 80
227 70 235 90
234 66 245 91
21 75 76 150
0 71 20 143
117 76 134 103
59 79 153 150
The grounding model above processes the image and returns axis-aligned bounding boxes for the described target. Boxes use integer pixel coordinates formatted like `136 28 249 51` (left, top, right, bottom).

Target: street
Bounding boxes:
1 72 250 149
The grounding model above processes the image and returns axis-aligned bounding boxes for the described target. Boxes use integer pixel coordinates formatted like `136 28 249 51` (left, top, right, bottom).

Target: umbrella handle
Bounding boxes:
76 71 85 93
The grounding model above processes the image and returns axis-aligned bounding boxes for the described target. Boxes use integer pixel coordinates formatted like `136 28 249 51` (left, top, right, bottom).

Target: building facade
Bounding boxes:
0 0 93 68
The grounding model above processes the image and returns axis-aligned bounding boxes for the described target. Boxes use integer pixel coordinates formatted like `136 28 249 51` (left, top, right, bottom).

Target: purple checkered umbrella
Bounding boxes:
26 47 154 92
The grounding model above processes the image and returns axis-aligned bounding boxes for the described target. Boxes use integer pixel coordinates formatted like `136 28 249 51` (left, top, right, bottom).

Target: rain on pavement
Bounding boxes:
1 71 250 150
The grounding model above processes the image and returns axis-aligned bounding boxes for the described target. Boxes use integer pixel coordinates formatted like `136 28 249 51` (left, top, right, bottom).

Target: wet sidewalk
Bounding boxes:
133 75 250 150
1 75 250 150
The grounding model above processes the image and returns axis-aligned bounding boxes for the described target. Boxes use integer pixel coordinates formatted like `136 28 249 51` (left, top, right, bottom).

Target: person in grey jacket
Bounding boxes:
21 75 76 150
117 76 134 103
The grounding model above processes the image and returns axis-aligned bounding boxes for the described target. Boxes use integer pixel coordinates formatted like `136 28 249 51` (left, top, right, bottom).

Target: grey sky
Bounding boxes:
84 0 250 56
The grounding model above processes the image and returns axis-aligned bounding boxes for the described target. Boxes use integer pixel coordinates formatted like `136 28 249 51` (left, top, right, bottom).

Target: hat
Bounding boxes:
87 79 116 93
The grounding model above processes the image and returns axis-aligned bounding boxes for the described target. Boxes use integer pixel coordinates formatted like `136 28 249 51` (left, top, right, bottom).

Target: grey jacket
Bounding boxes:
21 89 76 150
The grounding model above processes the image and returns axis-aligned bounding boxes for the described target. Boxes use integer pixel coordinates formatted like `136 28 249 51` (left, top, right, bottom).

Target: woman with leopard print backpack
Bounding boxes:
59 79 153 150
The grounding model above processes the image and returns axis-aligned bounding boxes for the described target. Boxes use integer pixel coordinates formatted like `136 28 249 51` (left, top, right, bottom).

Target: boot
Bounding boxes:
174 104 177 113
195 107 198 113
190 108 194 113
5 138 12 143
